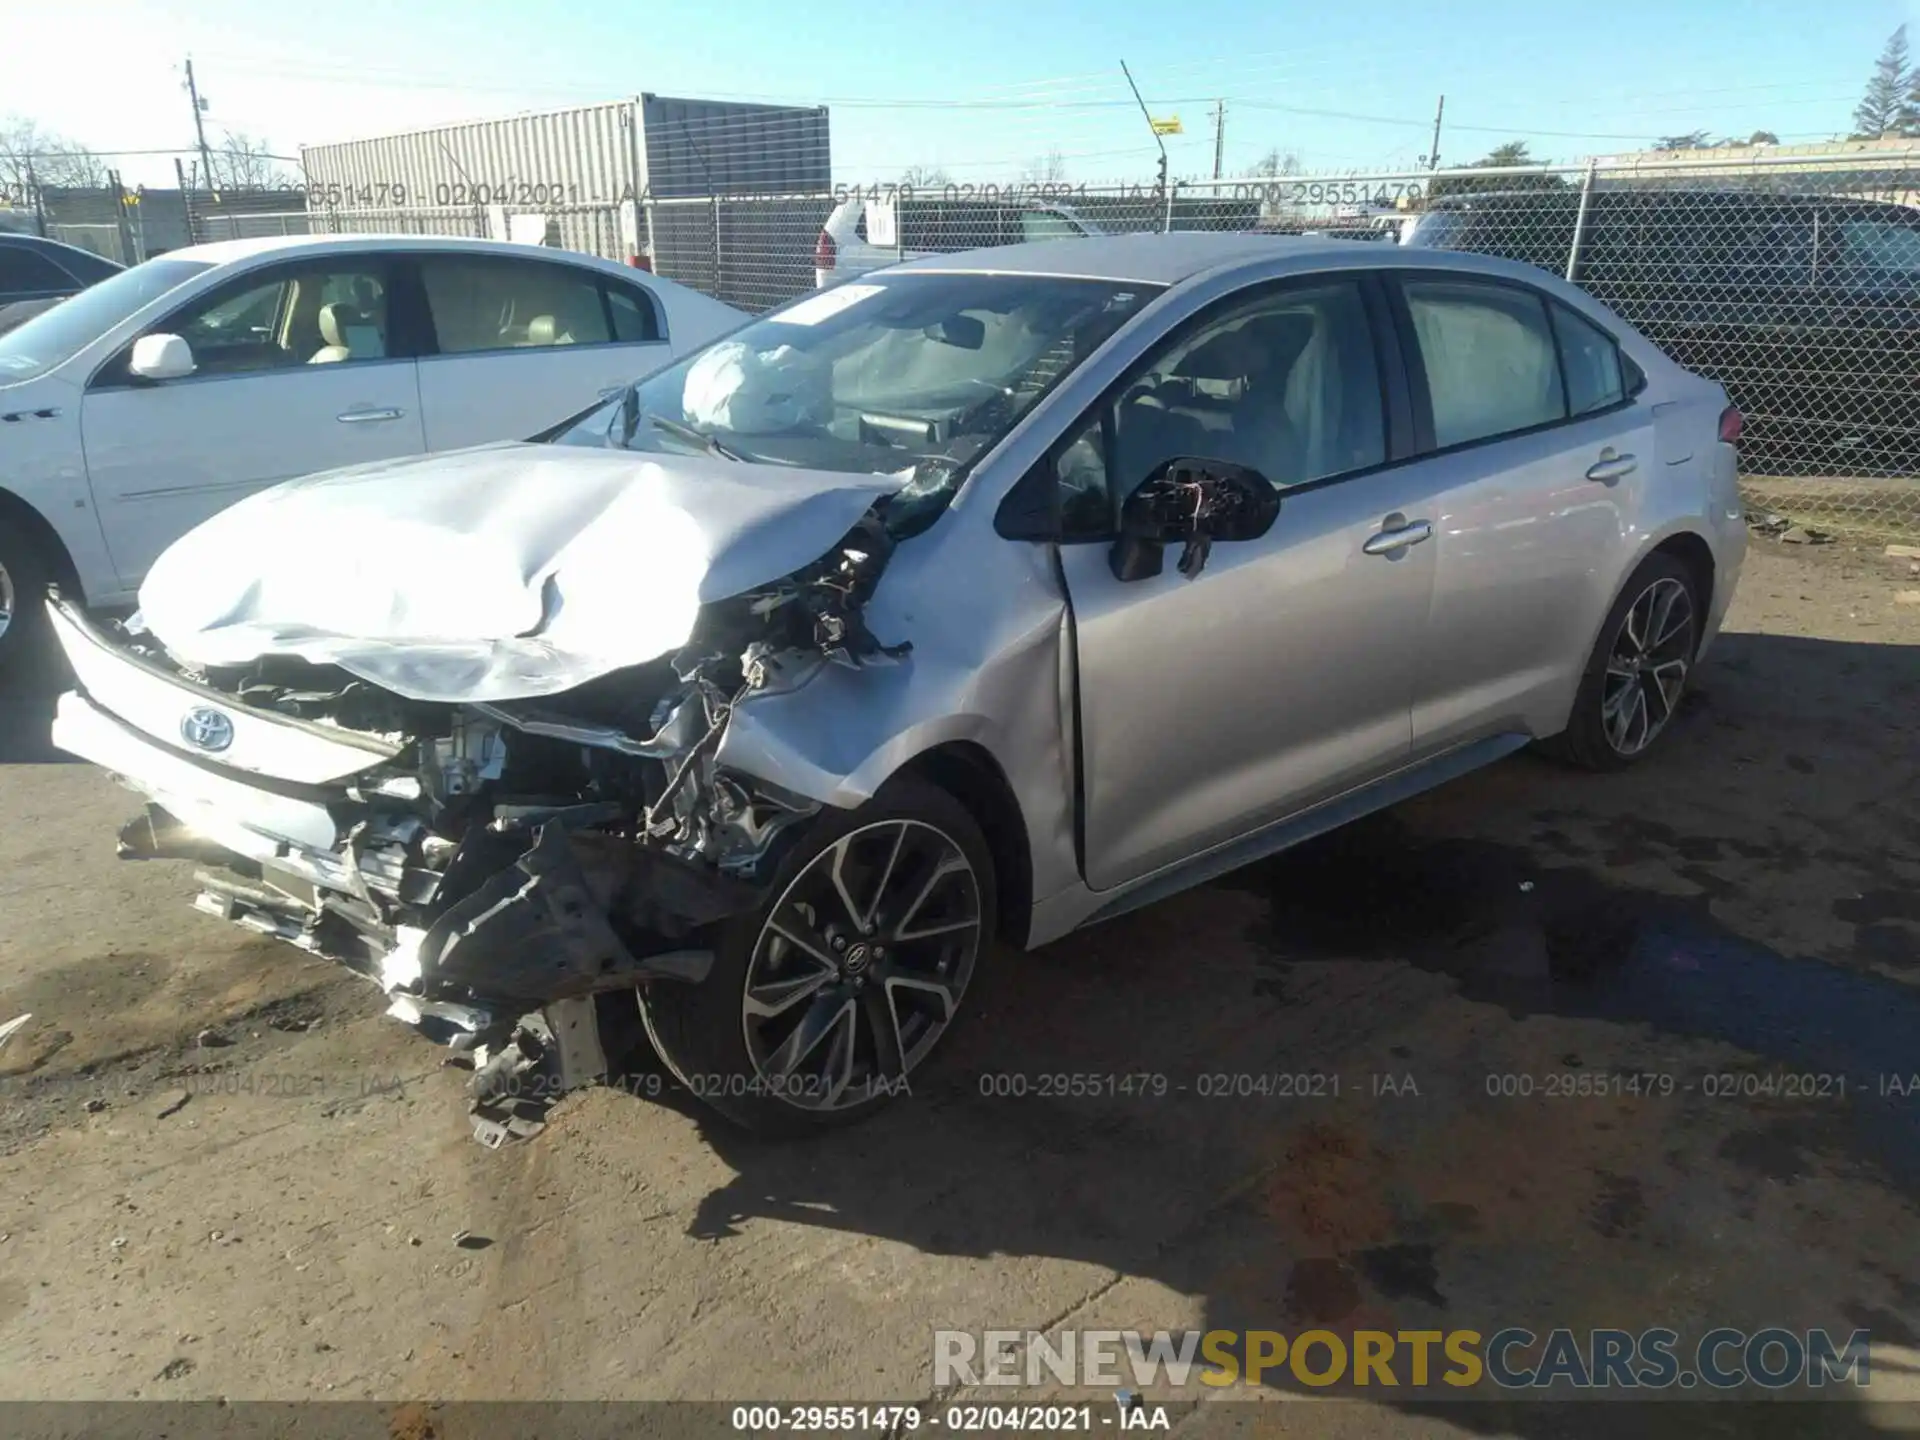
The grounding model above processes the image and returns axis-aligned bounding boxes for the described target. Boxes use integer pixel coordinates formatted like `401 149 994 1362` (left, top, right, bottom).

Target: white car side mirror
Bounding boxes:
129 333 196 381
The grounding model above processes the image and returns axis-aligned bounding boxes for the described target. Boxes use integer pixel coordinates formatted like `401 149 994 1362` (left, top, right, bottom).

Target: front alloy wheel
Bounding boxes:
1601 575 1695 757
639 777 995 1134
742 818 981 1113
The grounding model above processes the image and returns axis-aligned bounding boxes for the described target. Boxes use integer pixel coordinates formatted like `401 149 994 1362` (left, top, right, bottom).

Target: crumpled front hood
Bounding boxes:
136 443 903 702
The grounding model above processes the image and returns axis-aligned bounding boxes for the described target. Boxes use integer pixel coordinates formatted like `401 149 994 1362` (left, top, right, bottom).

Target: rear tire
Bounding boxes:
638 776 995 1137
1543 553 1701 772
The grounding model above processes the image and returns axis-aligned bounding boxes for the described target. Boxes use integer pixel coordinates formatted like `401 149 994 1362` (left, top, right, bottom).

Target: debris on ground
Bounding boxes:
1897 591 1920 605
1887 543 1920 560
156 1091 191 1120
83 1098 108 1114
195 1029 232 1049
452 1231 492 1250
267 1017 312 1034
0 1014 31 1051
1747 509 1794 536
1778 525 1833 545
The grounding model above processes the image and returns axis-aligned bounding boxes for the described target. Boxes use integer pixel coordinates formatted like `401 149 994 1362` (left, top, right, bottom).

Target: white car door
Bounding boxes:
411 253 671 448
80 255 426 589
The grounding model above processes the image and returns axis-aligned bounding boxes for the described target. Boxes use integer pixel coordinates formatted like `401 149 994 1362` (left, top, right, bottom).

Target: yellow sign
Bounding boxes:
1150 116 1183 136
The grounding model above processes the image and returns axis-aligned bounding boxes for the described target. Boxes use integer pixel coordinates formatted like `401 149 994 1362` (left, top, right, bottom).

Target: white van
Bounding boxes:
813 194 1103 287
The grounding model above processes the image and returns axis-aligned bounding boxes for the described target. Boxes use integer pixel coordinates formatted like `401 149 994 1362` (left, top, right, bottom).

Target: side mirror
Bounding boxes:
1110 457 1280 582
129 333 195 382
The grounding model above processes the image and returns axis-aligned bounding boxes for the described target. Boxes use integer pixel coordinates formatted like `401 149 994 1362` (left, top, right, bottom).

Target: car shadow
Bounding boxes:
0 639 75 764
610 630 1920 1432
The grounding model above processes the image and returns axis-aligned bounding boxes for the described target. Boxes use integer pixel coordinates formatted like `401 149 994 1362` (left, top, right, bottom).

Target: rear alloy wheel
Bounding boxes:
639 778 993 1135
1545 553 1701 771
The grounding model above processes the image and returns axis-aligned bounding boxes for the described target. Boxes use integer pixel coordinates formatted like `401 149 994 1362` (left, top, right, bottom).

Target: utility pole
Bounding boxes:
1120 61 1172 232
1427 94 1445 171
184 57 217 197
1212 100 1226 180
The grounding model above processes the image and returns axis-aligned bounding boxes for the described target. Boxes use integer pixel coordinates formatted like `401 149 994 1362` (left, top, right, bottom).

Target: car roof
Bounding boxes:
0 231 123 264
886 232 1383 285
160 232 636 274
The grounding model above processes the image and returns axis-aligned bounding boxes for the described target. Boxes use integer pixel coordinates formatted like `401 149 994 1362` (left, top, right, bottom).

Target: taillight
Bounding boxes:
1718 406 1743 445
626 252 652 272
813 230 837 271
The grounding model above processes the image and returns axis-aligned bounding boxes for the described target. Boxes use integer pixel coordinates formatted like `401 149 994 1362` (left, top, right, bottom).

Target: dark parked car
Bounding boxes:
0 234 123 335
1403 186 1920 476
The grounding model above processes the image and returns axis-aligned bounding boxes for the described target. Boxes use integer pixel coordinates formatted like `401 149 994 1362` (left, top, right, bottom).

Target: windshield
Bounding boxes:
550 272 1158 530
0 257 211 383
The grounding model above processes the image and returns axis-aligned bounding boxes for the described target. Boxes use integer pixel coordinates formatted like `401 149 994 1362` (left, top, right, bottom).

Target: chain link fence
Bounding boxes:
23 144 1920 538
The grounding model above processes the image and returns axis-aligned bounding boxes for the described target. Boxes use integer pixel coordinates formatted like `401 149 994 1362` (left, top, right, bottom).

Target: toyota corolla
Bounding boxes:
45 234 1746 1140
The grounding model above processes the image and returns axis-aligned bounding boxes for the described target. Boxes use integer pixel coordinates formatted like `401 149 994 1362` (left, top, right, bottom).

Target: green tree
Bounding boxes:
1654 130 1712 151
1429 140 1565 197
1853 25 1916 138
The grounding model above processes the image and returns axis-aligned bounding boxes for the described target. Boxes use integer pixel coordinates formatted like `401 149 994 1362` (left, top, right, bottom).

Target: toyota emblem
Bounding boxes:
179 706 236 752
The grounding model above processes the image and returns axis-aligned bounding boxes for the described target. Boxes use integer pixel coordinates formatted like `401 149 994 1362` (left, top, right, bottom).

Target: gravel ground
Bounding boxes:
0 537 1916 1437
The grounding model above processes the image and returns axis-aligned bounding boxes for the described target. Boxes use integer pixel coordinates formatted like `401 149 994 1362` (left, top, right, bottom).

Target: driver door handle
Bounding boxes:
1362 519 1433 556
1586 453 1637 483
337 407 405 424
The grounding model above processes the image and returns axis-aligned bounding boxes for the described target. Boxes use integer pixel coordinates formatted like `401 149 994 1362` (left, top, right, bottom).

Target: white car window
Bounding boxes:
1552 303 1625 417
1405 279 1567 448
419 256 614 354
165 263 392 374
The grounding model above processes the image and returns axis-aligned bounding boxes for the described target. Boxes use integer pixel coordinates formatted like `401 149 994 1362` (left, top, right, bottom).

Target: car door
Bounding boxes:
80 255 426 589
1053 275 1445 892
1389 273 1652 755
410 252 671 448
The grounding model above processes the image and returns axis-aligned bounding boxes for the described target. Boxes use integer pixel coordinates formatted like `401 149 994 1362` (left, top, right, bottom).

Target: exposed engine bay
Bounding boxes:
63 511 910 1144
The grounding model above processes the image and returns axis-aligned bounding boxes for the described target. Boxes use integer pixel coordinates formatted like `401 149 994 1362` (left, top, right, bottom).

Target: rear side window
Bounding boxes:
419 256 614 354
0 245 75 293
1402 278 1565 448
605 284 662 343
1550 304 1625 416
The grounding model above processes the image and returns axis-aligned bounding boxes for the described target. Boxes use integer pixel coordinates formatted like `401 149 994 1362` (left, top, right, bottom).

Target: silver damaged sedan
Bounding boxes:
47 234 1748 1138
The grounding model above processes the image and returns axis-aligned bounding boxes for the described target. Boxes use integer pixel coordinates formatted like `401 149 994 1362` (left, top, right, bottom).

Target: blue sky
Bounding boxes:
7 0 1919 188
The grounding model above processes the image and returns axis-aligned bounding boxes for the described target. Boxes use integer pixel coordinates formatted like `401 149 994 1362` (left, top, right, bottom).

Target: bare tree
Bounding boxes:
212 132 291 189
900 165 953 191
1244 147 1300 178
1654 130 1712 152
1019 149 1068 187
0 116 105 191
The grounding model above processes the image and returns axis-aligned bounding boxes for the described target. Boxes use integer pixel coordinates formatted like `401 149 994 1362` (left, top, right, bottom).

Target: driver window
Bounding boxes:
164 263 391 376
1051 280 1386 538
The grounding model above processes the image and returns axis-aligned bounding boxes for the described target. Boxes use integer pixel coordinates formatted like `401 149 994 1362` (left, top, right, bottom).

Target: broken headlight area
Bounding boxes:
89 515 910 1141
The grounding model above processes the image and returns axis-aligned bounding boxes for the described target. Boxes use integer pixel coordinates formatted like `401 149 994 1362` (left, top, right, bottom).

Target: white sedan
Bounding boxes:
0 233 744 669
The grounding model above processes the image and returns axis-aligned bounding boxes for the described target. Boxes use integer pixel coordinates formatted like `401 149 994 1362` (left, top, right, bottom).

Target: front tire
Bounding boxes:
638 776 995 1136
0 525 55 678
1545 553 1701 771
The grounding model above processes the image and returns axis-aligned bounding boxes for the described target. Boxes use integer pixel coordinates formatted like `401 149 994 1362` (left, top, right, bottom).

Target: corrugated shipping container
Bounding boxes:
300 95 830 207
637 94 830 199
301 100 638 208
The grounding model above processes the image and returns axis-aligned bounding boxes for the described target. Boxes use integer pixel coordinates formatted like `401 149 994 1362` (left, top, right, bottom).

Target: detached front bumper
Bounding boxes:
44 599 718 1085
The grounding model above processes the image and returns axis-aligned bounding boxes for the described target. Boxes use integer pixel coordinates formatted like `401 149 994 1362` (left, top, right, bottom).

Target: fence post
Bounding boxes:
1565 159 1598 284
25 158 46 237
175 157 198 247
109 171 136 267
713 193 723 300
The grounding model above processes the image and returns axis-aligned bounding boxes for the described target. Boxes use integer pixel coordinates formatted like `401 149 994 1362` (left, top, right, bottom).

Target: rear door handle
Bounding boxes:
1362 519 1433 556
1586 453 1637 483
337 407 405 424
